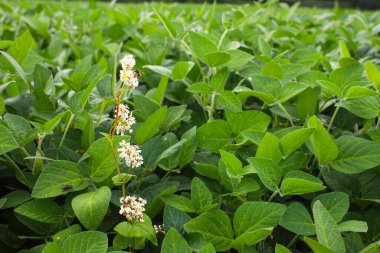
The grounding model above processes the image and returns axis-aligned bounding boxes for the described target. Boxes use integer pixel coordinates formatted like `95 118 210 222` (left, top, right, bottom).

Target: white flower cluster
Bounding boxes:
115 104 136 135
154 224 165 234
118 140 143 168
119 54 139 90
119 196 147 223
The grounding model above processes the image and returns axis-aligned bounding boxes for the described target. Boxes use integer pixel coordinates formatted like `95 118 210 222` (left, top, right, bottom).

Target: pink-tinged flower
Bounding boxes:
118 140 143 168
115 104 136 135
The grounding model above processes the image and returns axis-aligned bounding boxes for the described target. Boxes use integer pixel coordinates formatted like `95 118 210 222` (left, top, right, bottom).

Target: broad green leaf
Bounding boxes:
32 160 89 198
304 237 334 253
233 201 286 247
197 120 231 151
199 243 216 253
280 170 325 195
211 67 229 92
161 228 192 253
258 36 271 58
313 201 345 253
43 242 63 253
220 150 243 178
154 76 169 104
338 96 379 119
280 128 315 158
306 115 339 164
4 113 33 146
191 177 212 211
279 202 315 236
114 214 157 245
318 80 342 98
337 220 368 233
161 194 195 213
171 61 194 80
248 158 282 191
179 127 198 168
312 192 349 223
226 110 271 136
256 132 282 163
344 86 378 99
0 97 4 115
143 65 171 77
359 240 380 253
296 87 318 121
186 82 213 94
339 40 351 58
0 190 31 209
189 32 217 63
365 62 380 91
62 231 108 253
71 186 111 230
275 244 292 253
154 9 177 38
52 225 82 247
163 205 191 235
278 82 308 103
15 199 63 224
0 124 19 155
261 60 284 79
218 91 242 113
250 75 279 103
205 51 231 67
134 106 168 145
330 136 380 174
184 209 234 251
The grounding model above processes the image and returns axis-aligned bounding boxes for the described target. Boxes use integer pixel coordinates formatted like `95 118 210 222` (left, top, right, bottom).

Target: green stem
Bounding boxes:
59 112 75 148
287 234 299 248
217 29 229 50
97 99 107 126
277 102 294 126
376 115 380 129
327 106 340 132
267 190 278 202
208 92 216 122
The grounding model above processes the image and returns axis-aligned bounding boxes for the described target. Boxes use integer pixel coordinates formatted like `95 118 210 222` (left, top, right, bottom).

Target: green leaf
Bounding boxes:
114 214 157 245
218 91 242 113
62 231 108 253
154 9 177 38
318 80 342 98
154 76 169 104
344 86 378 99
0 97 4 115
161 228 192 253
306 115 339 164
43 242 64 253
226 110 271 136
15 199 63 224
256 132 282 163
205 51 231 67
143 65 171 77
186 82 213 94
279 202 315 236
163 205 191 235
258 36 271 58
134 106 168 145
52 225 82 247
337 220 368 233
171 61 194 80
161 194 195 213
296 87 318 121
0 190 31 209
197 120 231 151
338 96 379 119
189 32 217 63
211 67 229 92
278 82 308 103
220 150 243 179
112 173 136 186
32 160 89 198
0 51 31 91
233 201 286 248
313 200 345 253
184 209 234 251
199 243 216 253
191 177 213 211
71 186 111 230
365 62 380 91
248 158 282 192
339 40 351 58
312 192 349 223
330 136 380 174
304 237 334 253
280 170 325 196
275 244 292 253
85 135 127 183
280 128 315 158
0 124 19 156
359 240 380 253
261 60 284 79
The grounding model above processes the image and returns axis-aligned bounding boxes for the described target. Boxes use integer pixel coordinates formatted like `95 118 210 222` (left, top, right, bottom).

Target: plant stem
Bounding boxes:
217 28 229 50
208 92 217 122
277 102 294 126
59 112 75 148
287 234 299 248
267 190 278 202
327 106 340 132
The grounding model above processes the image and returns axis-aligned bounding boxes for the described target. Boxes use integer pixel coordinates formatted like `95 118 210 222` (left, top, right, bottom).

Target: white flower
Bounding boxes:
119 195 146 223
115 104 136 135
120 54 136 70
120 69 139 89
118 140 143 168
154 224 165 234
